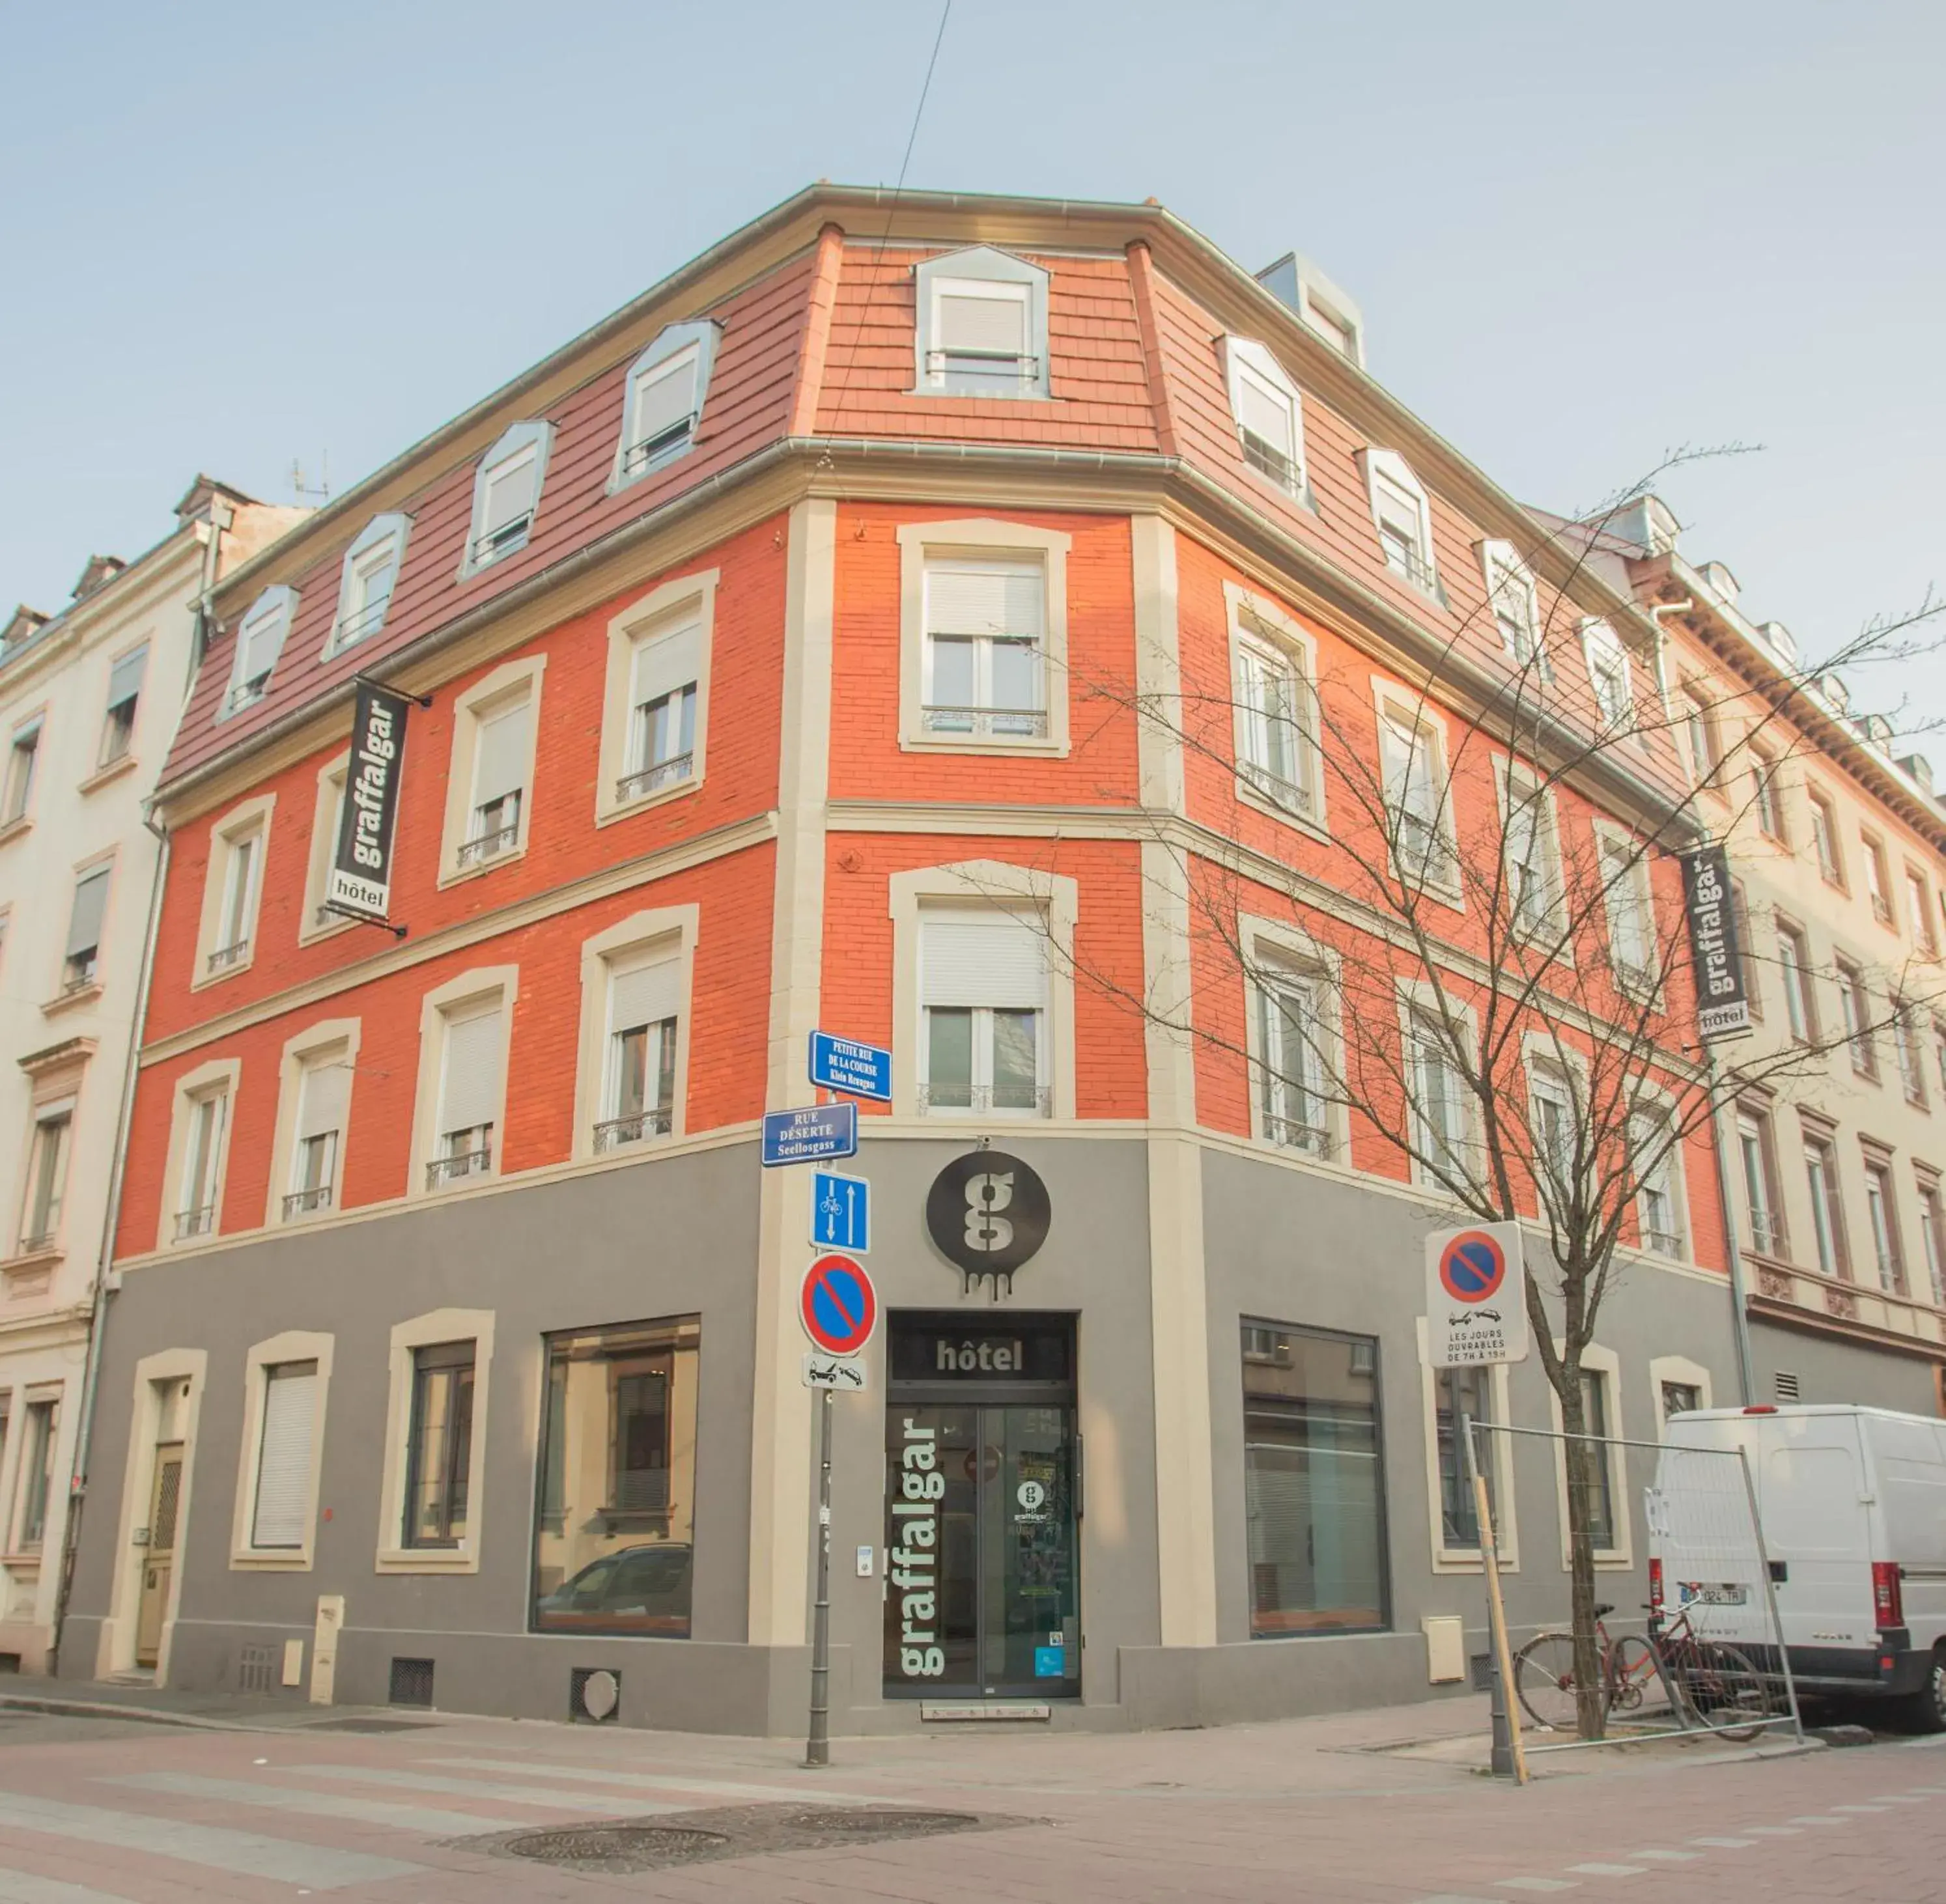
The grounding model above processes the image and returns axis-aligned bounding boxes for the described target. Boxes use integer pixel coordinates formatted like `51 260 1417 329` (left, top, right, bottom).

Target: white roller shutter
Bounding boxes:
631 349 699 443
481 451 536 535
923 561 1043 639
631 620 700 710
65 868 109 959
472 698 531 806
922 910 1047 1011
236 593 290 684
440 1005 504 1134
938 290 1026 356
1237 367 1294 453
106 646 148 710
298 1056 351 1141
609 955 680 1033
251 1362 318 1549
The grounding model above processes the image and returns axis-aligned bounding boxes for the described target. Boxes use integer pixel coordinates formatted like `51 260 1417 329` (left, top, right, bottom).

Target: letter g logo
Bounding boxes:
964 1170 1015 1252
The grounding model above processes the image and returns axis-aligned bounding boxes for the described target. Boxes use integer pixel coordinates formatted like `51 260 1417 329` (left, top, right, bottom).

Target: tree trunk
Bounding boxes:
1558 1371 1605 1739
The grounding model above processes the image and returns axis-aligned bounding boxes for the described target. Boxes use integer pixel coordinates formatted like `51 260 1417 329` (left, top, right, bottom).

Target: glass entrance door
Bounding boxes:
884 1401 1079 1698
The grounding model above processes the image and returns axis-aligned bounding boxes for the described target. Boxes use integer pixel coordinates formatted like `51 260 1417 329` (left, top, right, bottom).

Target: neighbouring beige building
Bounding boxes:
0 480 302 1669
1594 498 1946 1415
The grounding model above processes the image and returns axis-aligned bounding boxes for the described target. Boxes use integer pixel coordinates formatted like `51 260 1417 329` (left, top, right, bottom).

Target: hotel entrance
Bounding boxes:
883 1313 1079 1700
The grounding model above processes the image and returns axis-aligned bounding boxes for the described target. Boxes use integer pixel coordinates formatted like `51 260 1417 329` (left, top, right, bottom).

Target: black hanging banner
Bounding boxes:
328 680 410 923
1683 843 1751 1043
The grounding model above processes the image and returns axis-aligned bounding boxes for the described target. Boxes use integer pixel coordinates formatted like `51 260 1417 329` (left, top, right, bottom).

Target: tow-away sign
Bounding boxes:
1426 1222 1529 1367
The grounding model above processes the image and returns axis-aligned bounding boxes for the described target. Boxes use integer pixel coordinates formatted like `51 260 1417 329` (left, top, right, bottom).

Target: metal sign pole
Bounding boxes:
804 1385 835 1767
1465 1416 1528 1785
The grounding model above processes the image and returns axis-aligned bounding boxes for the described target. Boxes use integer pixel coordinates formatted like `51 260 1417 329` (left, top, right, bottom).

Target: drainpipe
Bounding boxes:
1703 1041 1758 1406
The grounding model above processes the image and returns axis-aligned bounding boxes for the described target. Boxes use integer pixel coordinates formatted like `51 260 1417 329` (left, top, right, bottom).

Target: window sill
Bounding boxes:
0 1245 62 1278
1234 774 1329 845
78 754 138 796
189 950 257 993
1433 1549 1519 1575
375 1546 479 1575
40 983 102 1018
229 1548 314 1572
296 911 360 949
436 839 529 891
0 815 29 848
594 770 703 830
898 731 1069 759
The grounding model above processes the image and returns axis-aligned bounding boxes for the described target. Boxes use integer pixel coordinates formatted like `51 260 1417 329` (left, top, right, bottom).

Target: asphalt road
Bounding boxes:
0 1699 1937 1901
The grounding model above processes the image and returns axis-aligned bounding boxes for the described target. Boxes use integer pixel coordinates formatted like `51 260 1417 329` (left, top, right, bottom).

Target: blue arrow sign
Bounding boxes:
761 1101 858 1168
810 1169 871 1252
809 1031 892 1103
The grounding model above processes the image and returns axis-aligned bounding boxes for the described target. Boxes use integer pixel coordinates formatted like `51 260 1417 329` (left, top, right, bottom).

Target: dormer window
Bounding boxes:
328 514 410 656
223 587 296 716
1478 540 1546 674
461 423 552 577
612 322 719 488
914 247 1051 400
1361 452 1439 596
1581 620 1634 729
1224 339 1308 499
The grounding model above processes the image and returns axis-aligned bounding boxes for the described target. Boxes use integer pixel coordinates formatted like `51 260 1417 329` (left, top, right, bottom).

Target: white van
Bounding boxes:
1648 1403 1946 1731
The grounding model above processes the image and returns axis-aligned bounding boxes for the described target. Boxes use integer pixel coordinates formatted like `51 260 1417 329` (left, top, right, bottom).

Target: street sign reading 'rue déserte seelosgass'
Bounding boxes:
809 1031 893 1102
760 1100 858 1167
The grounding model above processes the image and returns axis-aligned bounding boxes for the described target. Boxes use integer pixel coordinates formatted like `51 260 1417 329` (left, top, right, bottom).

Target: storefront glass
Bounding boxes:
530 1314 699 1635
1241 1320 1388 1634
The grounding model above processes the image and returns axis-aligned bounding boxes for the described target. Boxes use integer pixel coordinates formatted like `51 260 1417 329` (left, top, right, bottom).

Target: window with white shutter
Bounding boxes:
918 908 1049 1117
621 618 699 802
921 559 1046 739
462 421 552 575
98 645 148 766
430 1003 503 1188
224 588 297 714
461 695 531 867
1235 635 1310 813
328 514 411 655
613 322 718 485
285 1052 350 1219
208 829 261 975
1257 966 1332 1156
1363 453 1437 594
914 247 1050 399
1378 710 1453 889
3 718 40 823
597 954 680 1150
250 1362 318 1549
176 1089 228 1240
1479 540 1546 673
1224 339 1306 496
63 865 110 990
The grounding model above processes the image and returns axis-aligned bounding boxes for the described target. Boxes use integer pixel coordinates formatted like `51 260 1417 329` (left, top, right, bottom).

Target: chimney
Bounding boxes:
1898 753 1934 793
70 555 126 601
1756 621 1799 666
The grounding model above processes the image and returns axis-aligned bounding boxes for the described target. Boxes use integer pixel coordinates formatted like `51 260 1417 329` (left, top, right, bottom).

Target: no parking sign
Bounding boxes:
1426 1222 1529 1367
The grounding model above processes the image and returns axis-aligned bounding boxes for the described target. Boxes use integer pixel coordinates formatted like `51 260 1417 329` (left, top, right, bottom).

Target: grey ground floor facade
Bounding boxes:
57 1130 1945 1733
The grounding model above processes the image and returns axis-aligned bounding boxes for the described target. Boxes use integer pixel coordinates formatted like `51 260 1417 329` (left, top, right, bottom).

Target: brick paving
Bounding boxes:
0 1696 1937 1901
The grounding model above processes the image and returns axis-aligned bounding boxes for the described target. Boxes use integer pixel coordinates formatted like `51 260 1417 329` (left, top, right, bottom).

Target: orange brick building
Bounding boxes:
64 188 1756 1730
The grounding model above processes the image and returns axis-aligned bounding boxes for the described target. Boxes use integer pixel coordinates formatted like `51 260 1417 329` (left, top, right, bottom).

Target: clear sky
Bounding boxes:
3 1 1940 733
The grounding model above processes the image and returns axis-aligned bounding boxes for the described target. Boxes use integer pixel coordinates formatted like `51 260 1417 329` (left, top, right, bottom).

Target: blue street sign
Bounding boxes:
761 1100 858 1168
809 1031 893 1103
810 1169 871 1253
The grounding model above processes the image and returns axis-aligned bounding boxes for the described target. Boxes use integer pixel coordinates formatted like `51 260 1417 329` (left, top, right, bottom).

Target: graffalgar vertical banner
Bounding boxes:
1683 843 1751 1042
328 681 409 922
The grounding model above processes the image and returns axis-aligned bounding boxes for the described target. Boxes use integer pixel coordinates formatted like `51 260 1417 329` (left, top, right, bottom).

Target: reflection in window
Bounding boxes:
402 1341 473 1547
1241 1321 1387 1635
1434 1363 1491 1550
531 1315 699 1637
1575 1371 1617 1550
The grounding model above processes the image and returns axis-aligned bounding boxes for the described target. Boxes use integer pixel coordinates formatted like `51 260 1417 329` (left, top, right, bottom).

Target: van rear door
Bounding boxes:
1868 1414 1946 1654
1760 1415 1874 1670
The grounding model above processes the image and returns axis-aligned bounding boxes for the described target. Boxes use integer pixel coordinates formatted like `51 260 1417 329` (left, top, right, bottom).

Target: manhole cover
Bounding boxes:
503 1825 730 1871
781 1808 976 1837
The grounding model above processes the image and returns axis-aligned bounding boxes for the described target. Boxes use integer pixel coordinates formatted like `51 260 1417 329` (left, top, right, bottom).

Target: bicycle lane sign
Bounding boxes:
1426 1221 1529 1367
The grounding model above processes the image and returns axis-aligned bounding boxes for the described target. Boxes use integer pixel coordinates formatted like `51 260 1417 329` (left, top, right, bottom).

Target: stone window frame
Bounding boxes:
1547 1340 1633 1570
1413 1316 1520 1574
406 965 518 1203
594 569 716 826
262 1017 361 1228
436 655 546 888
570 904 698 1163
155 1056 241 1253
298 749 356 947
373 1307 495 1575
228 1329 335 1571
191 793 275 991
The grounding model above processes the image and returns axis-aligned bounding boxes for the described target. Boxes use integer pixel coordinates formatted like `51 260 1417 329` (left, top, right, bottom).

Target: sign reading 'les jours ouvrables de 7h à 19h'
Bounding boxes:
328 680 410 923
1682 843 1751 1043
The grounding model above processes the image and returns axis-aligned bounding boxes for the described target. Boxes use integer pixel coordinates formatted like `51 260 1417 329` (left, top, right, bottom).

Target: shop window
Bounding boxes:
531 1315 700 1637
917 905 1050 1118
1241 1321 1387 1635
402 1341 474 1549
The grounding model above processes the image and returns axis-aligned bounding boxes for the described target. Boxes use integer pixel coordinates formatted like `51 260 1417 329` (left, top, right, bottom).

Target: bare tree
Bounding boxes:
1022 467 1946 1735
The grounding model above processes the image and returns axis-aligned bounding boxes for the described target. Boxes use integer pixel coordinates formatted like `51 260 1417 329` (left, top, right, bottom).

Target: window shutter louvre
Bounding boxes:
924 561 1043 639
297 1056 351 1141
65 869 109 957
106 647 147 709
631 351 699 442
472 699 531 805
440 1006 504 1134
630 620 701 710
938 292 1026 356
609 954 680 1033
482 454 535 535
1237 371 1293 453
250 1362 318 1548
922 911 1047 1010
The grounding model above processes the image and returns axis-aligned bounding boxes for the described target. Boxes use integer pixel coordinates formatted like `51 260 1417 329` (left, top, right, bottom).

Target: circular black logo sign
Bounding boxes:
925 1151 1052 1288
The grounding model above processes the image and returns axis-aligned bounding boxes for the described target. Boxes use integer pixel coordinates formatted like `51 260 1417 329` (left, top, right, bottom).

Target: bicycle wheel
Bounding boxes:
1685 1643 1773 1741
1513 1632 1583 1731
1606 1634 1663 1718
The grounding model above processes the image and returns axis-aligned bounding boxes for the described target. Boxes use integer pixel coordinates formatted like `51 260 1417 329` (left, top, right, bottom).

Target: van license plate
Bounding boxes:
1679 1582 1747 1606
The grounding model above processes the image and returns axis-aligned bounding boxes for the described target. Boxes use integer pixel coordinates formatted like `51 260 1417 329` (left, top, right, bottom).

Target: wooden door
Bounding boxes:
135 1443 183 1668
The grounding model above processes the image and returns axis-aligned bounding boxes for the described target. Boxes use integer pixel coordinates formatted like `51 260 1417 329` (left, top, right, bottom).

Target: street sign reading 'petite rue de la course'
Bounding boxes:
809 1032 893 1102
